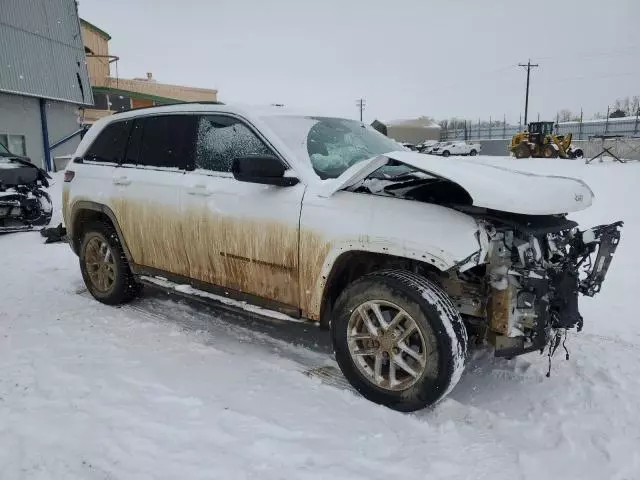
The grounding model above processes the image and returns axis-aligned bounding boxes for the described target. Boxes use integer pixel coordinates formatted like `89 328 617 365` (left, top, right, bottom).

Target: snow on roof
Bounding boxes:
559 116 639 125
381 117 441 129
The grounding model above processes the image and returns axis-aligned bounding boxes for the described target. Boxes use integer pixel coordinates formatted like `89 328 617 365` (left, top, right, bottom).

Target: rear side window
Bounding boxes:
195 116 272 172
138 115 196 169
85 121 130 163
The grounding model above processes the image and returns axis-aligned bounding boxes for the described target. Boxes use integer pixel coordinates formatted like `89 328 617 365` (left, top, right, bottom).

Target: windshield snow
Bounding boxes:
261 115 406 179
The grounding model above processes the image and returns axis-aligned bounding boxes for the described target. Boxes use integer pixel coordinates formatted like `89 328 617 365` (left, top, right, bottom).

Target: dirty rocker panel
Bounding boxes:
134 265 302 320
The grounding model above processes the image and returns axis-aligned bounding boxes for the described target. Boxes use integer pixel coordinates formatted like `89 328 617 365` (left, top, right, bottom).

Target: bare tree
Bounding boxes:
557 109 575 122
631 96 640 116
609 108 627 118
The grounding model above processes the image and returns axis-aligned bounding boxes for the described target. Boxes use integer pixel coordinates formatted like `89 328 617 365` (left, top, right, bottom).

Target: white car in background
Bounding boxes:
417 140 439 153
431 141 481 157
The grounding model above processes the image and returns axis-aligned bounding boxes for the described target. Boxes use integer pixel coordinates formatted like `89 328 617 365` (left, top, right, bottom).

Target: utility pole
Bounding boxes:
355 98 366 122
518 59 539 127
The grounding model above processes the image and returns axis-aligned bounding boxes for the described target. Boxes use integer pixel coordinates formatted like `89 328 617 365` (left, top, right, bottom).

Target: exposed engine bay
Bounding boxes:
0 156 53 233
456 208 622 359
350 169 623 362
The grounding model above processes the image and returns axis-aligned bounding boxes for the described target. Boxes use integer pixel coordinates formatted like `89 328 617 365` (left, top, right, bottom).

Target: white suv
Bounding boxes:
431 141 481 157
62 103 621 411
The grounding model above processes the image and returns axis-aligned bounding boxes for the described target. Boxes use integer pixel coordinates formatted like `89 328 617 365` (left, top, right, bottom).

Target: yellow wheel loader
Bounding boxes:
510 121 584 159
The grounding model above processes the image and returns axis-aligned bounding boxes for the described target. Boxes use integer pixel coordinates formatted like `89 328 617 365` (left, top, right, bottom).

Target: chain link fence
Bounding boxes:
441 116 640 141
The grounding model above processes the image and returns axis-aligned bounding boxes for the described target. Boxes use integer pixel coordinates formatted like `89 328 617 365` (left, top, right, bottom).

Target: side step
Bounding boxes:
138 275 306 325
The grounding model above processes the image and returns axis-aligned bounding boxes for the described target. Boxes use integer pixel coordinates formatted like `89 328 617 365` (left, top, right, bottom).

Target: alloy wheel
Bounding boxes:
346 300 435 391
84 235 116 293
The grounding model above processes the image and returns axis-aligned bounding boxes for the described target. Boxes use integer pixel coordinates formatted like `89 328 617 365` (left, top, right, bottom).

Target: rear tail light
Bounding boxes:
64 170 75 182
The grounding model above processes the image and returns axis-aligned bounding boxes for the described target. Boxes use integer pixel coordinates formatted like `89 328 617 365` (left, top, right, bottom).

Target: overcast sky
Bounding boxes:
78 0 640 123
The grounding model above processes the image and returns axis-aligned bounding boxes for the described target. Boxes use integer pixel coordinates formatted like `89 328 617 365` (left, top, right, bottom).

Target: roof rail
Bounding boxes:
127 100 225 112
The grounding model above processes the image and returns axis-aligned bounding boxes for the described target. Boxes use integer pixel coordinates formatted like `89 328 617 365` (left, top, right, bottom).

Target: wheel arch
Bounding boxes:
69 201 132 263
314 246 450 329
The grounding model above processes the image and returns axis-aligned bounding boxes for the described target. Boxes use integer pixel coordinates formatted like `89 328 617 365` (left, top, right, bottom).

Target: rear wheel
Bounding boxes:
469 149 477 156
331 270 467 412
79 221 140 304
442 150 450 157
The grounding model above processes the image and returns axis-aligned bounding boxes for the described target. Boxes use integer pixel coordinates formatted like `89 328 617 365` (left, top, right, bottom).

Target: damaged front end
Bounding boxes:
456 210 623 359
0 157 53 233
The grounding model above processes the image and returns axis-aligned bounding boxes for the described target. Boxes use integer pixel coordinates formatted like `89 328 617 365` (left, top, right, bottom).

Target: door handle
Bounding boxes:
186 184 211 196
113 176 131 186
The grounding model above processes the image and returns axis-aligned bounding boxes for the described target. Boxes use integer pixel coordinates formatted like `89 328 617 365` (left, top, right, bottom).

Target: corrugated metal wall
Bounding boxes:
0 0 92 105
0 91 82 168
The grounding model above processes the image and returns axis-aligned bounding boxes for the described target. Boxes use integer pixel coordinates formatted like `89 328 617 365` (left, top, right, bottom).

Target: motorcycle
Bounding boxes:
0 148 53 233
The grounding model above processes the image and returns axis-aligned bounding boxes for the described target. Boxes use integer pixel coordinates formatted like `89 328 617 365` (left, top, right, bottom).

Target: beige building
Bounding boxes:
81 19 218 124
372 117 441 144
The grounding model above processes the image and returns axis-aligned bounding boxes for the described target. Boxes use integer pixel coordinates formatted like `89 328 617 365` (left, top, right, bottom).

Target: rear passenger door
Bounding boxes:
111 114 196 277
180 114 304 309
71 120 130 216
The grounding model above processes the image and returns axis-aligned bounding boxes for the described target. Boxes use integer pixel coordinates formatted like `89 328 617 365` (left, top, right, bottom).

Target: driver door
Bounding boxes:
180 114 304 309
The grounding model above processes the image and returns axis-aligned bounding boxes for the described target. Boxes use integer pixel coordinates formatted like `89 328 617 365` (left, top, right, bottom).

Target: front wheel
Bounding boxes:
442 150 450 157
331 270 467 412
513 142 530 158
469 149 477 156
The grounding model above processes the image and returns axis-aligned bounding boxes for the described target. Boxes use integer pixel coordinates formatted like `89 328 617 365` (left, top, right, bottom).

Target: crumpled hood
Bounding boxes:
315 151 594 215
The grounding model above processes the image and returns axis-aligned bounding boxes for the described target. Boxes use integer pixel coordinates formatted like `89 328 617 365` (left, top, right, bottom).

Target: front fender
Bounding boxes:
299 191 484 319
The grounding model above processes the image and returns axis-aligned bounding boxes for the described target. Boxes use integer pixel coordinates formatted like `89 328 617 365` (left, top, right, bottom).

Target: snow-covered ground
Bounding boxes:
1 157 640 479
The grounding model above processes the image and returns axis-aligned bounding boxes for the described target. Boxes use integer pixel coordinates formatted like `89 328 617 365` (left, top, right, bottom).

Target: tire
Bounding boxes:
469 149 477 156
442 150 450 157
513 142 530 159
79 221 141 305
542 144 557 158
331 270 467 412
573 148 584 159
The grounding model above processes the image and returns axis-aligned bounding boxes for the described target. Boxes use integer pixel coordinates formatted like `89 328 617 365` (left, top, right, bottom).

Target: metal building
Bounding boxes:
372 117 441 145
0 0 92 170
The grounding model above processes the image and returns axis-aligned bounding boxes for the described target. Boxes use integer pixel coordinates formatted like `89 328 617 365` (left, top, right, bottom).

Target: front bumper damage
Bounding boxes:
485 220 623 358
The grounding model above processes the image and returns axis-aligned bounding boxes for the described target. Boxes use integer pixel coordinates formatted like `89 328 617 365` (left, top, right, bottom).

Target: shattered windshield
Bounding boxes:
261 115 407 179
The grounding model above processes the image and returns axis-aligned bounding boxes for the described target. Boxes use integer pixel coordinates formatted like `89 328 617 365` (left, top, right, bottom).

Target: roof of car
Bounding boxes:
100 102 316 125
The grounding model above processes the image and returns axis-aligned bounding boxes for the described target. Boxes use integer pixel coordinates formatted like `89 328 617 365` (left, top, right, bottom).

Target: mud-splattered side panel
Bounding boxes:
299 230 331 320
180 207 300 307
111 199 191 277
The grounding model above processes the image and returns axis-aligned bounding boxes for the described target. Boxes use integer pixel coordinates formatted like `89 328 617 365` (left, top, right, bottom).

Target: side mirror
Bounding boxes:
231 155 299 187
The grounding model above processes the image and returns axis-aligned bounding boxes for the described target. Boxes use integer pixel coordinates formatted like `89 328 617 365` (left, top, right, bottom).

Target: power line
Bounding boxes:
550 71 640 83
518 60 539 126
531 45 640 62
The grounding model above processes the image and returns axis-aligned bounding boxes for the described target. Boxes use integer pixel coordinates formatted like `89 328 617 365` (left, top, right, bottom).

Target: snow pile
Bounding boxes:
1 159 640 479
